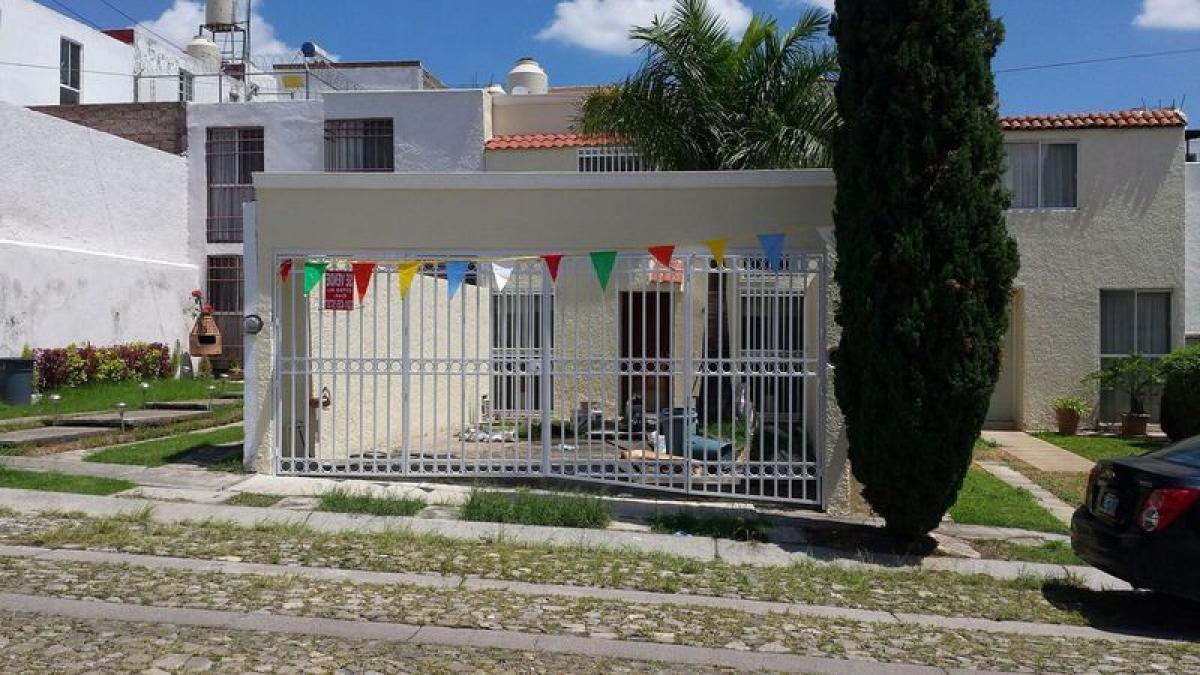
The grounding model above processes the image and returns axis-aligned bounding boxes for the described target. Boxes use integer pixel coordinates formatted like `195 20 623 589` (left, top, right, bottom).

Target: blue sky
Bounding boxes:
44 0 1200 121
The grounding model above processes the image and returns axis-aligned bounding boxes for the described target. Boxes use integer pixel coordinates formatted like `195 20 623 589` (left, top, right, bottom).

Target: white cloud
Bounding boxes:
537 0 755 56
1134 0 1200 29
143 0 300 65
799 0 835 10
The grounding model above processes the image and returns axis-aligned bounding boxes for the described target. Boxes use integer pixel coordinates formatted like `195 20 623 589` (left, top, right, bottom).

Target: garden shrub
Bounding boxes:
34 342 171 391
1160 345 1200 442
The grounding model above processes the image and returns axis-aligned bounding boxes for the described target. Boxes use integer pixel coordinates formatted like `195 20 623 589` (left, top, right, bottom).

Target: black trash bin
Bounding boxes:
0 358 34 406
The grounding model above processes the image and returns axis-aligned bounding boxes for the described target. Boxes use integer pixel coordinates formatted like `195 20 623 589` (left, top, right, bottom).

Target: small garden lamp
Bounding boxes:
115 402 128 432
139 381 151 408
207 385 217 412
219 372 229 397
49 394 62 425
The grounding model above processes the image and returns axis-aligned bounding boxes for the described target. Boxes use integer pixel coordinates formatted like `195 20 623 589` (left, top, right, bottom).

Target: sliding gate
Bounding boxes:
274 251 827 506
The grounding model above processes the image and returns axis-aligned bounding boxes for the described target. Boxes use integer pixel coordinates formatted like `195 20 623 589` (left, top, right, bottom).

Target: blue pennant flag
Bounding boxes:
446 261 469 300
758 233 786 271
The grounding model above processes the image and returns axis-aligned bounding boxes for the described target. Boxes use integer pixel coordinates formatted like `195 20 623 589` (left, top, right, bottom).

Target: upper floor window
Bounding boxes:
578 147 646 173
206 127 264 244
1003 142 1077 209
179 69 195 102
59 38 81 105
325 119 394 172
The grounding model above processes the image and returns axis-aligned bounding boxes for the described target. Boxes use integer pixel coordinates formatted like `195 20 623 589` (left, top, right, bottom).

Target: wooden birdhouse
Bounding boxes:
189 312 223 357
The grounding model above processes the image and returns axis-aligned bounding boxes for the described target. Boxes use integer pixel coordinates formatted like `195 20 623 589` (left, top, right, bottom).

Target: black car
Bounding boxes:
1072 435 1200 602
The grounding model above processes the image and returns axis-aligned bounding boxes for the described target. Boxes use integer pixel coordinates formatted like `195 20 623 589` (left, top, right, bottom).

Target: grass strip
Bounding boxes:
951 468 1068 534
969 539 1082 565
86 425 243 468
460 488 612 529
0 467 133 495
316 488 424 517
1033 433 1165 463
648 511 771 542
223 492 284 508
0 379 242 421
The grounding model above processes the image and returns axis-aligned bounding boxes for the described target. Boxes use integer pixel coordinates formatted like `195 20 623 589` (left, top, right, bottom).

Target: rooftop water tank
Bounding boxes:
186 36 221 69
507 57 548 95
205 0 238 27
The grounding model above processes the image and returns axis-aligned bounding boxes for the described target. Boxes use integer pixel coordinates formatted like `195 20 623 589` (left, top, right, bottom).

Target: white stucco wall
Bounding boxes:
1186 162 1200 341
0 103 197 354
485 147 578 172
491 94 581 136
0 0 135 106
323 90 488 171
1003 127 1187 429
186 100 326 263
131 29 229 104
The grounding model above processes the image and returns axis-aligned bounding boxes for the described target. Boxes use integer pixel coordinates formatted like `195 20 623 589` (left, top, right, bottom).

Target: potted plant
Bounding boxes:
1051 397 1089 436
1088 354 1163 437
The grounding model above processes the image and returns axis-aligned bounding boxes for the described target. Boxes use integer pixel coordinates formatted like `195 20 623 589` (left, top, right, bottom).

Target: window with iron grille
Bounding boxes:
578 147 646 173
59 38 81 105
325 119 394 172
179 69 194 102
207 255 244 369
206 127 264 244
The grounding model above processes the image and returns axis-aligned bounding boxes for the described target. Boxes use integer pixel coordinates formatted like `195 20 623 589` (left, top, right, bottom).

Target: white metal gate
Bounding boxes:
274 251 827 506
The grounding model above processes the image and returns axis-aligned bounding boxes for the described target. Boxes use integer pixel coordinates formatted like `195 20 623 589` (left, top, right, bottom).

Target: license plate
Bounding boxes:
1098 492 1119 517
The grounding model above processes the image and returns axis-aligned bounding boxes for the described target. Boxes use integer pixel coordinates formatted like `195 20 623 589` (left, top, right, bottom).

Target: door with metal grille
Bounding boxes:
274 251 827 506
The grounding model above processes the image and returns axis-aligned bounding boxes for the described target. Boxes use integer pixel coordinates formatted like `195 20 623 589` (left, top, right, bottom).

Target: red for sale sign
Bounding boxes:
324 270 355 311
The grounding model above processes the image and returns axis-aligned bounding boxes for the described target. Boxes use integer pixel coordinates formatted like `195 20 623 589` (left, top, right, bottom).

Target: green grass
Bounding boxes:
970 539 1082 565
0 467 133 495
0 378 242 422
316 488 425 517
224 492 284 508
460 488 612 529
1033 433 1165 463
648 510 770 542
85 425 243 468
951 468 1068 534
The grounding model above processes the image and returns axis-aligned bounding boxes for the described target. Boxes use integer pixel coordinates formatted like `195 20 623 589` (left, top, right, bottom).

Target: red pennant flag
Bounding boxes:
541 254 564 282
352 262 376 303
279 259 293 282
648 245 675 268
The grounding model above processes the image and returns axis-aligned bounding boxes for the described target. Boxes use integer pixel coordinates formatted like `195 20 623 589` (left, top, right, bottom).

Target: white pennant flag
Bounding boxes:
490 261 514 292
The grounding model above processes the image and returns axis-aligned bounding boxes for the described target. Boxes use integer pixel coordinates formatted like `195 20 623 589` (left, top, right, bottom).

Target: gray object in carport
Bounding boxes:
0 358 34 406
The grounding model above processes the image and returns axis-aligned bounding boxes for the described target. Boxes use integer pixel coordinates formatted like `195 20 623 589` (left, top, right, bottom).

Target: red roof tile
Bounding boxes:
1000 108 1186 131
485 133 611 150
486 109 1186 151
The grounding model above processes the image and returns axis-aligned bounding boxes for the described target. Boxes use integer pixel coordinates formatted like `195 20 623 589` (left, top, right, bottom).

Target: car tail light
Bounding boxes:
1138 488 1200 532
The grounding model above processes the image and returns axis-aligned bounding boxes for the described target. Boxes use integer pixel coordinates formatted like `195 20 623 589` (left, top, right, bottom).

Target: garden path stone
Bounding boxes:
976 462 1077 525
0 426 109 447
59 409 210 429
981 431 1094 473
145 399 239 411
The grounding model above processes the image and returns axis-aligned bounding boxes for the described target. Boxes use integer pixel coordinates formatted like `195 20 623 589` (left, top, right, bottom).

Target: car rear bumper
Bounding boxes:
1071 507 1200 601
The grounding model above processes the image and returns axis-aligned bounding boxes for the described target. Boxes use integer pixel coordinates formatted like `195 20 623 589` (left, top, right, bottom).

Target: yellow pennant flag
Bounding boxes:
704 239 728 268
397 261 421 298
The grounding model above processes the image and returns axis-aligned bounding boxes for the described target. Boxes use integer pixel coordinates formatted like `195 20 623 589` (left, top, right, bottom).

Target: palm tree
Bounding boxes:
575 0 838 171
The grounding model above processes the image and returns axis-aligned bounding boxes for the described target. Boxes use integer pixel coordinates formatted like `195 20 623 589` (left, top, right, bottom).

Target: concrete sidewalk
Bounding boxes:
982 431 1095 473
0 488 1131 590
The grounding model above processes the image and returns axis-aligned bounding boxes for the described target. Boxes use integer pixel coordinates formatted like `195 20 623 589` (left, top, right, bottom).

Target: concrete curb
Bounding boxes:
0 591 945 674
0 543 1176 644
0 488 1132 592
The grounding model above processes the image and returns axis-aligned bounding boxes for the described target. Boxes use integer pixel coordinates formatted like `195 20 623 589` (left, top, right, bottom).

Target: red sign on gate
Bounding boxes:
324 270 355 311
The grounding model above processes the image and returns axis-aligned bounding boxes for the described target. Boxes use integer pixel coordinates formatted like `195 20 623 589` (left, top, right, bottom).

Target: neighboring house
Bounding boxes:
1186 130 1200 347
0 103 198 355
485 108 1189 431
0 0 234 106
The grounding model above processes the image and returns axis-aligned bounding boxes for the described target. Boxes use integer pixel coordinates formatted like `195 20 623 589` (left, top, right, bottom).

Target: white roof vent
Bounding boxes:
507 57 548 95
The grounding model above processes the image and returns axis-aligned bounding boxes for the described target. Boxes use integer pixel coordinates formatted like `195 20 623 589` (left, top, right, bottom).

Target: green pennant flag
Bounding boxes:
590 251 618 291
303 261 330 296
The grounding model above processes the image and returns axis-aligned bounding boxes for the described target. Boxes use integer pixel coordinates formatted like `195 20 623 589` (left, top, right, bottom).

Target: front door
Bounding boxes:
620 292 672 417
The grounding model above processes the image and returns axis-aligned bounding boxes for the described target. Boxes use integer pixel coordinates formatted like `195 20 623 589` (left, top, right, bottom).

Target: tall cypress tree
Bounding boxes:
830 0 1019 536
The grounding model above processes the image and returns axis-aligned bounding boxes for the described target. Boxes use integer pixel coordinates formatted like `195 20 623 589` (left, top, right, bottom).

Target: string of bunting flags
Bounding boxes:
279 233 789 310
